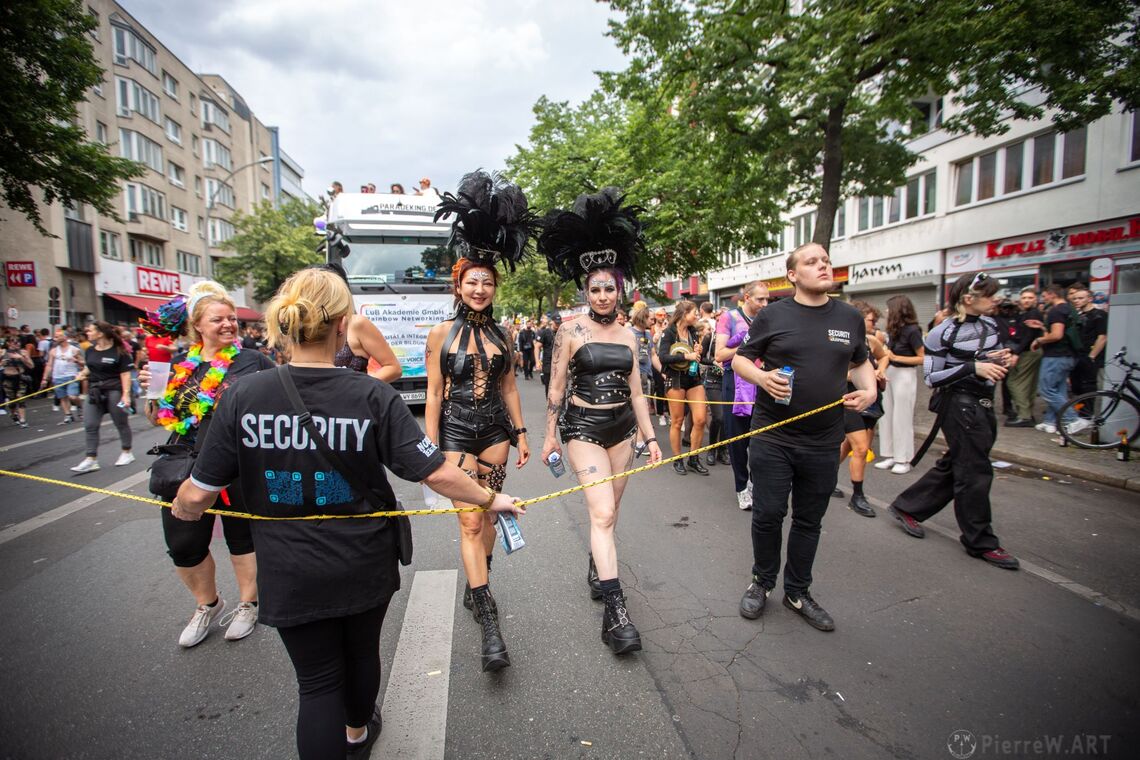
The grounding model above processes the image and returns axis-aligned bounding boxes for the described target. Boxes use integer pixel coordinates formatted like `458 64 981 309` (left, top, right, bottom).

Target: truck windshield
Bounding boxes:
339 237 454 284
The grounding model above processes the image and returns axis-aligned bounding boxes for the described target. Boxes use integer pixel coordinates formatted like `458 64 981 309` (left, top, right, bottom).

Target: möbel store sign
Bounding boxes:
947 216 1140 274
136 265 181 296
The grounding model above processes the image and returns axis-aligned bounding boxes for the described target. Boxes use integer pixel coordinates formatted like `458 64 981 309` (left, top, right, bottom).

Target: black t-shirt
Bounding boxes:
1042 302 1075 358
537 327 555 371
1076 308 1108 366
518 328 535 350
736 297 869 449
1012 308 1043 354
84 346 133 389
888 324 923 367
191 366 447 627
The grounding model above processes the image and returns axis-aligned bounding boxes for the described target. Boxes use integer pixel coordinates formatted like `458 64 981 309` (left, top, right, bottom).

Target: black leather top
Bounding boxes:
444 351 507 406
569 342 633 405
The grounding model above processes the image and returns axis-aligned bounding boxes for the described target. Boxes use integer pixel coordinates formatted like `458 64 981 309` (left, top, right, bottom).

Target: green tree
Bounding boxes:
607 0 1140 248
214 198 324 302
497 258 579 317
0 0 144 235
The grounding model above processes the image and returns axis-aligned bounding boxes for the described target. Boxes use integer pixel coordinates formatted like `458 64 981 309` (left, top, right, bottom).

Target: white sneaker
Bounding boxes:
1065 418 1092 435
179 598 226 648
52 404 60 412
0 409 7 416
658 415 667 427
891 463 912 474
1035 422 1058 434
221 601 258 641
114 451 135 466
873 458 896 470
70 458 100 474
737 489 752 510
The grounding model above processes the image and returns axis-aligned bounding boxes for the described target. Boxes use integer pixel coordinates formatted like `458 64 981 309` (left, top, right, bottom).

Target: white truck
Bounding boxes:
323 192 454 405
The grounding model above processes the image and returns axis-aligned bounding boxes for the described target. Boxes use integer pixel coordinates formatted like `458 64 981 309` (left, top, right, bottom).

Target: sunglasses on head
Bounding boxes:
969 272 990 291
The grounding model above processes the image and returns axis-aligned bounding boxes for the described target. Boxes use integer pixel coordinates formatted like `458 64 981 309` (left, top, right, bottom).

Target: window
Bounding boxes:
791 211 816 248
194 175 202 198
129 238 164 267
92 77 103 98
206 178 235 208
124 182 166 220
888 187 902 224
261 183 271 200
112 25 157 75
955 130 1083 207
977 151 997 201
170 206 188 232
1032 132 1056 186
1004 141 1024 193
99 230 122 260
162 71 178 99
834 202 846 239
923 169 936 215
858 197 870 232
208 218 235 246
1131 112 1140 163
64 202 85 222
167 162 185 188
115 77 160 122
94 121 108 145
176 250 201 275
871 197 884 228
164 116 181 145
911 97 944 135
201 99 231 133
191 134 199 157
855 170 936 231
88 6 100 40
202 138 233 170
197 216 205 238
119 129 163 172
1061 126 1087 179
955 159 974 207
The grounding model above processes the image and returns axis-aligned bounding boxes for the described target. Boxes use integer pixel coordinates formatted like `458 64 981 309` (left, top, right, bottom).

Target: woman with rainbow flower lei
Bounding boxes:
140 281 275 647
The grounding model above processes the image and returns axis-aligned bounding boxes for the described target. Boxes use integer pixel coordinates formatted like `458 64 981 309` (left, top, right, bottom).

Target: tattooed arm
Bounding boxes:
540 324 572 465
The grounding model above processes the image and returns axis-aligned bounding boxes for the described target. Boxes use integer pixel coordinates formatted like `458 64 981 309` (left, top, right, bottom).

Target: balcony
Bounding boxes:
125 212 171 242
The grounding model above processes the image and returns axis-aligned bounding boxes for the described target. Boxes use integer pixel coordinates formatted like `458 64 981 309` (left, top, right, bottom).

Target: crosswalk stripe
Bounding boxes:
0 470 151 545
377 569 458 759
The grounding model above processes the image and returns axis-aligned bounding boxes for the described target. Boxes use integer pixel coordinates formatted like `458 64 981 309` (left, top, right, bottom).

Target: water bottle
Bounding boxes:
547 451 566 477
774 366 795 406
495 512 526 554
688 360 699 377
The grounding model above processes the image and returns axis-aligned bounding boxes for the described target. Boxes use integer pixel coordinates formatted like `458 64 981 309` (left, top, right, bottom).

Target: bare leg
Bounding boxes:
666 390 686 455
568 440 620 578
685 385 708 455
229 552 258 602
847 429 871 483
175 553 218 605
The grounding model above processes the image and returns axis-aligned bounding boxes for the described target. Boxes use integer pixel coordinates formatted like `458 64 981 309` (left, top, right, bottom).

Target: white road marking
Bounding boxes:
0 470 151 546
865 495 1140 623
0 423 102 453
376 569 457 760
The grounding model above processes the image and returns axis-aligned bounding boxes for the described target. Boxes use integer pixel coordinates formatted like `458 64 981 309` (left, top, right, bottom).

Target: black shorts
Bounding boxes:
843 407 877 434
559 404 637 448
440 403 513 454
663 370 702 391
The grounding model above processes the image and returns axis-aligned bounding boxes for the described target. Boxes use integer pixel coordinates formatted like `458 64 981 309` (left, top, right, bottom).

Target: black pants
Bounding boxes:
1070 355 1100 398
721 370 752 492
704 379 723 449
521 349 535 378
541 369 551 394
749 439 837 594
651 367 667 415
161 506 255 567
277 601 392 760
892 395 1001 553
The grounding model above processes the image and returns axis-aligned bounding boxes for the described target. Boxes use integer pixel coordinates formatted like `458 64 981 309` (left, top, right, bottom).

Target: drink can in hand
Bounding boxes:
774 366 794 406
547 451 566 477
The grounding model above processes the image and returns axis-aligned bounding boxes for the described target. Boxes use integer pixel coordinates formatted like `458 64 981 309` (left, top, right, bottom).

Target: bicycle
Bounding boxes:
1058 348 1140 450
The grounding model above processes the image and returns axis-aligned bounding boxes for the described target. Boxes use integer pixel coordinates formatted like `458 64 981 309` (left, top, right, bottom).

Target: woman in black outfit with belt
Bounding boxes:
424 170 533 672
658 300 709 476
173 267 523 759
539 187 662 654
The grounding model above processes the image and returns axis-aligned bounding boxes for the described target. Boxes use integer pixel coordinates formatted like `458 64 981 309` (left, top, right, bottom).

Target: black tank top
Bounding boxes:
569 343 633 405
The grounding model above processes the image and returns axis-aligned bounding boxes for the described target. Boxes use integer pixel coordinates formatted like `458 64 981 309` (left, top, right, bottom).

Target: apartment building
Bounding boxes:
0 1 306 330
704 97 1140 327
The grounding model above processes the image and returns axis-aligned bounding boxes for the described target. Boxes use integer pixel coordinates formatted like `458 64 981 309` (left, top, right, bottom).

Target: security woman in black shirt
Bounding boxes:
888 272 1020 570
172 267 523 760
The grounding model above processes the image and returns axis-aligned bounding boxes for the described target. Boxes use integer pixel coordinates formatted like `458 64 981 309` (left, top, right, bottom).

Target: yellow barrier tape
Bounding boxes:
0 398 845 519
1 380 77 408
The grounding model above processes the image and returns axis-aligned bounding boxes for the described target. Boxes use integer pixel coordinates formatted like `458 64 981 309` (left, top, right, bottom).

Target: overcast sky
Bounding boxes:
124 0 628 197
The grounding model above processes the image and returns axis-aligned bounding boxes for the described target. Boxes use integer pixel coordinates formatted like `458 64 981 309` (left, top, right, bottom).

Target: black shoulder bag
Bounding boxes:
148 428 205 502
276 366 413 566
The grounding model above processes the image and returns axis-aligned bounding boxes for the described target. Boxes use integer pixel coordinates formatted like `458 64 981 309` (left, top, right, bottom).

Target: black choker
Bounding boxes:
457 303 493 324
588 309 616 325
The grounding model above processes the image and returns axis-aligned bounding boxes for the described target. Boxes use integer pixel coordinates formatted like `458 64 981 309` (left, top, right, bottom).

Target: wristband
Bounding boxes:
644 437 658 446
479 485 496 510
513 427 527 435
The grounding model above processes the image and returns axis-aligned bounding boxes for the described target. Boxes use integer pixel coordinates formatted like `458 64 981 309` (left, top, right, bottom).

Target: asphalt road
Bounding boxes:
0 382 1137 759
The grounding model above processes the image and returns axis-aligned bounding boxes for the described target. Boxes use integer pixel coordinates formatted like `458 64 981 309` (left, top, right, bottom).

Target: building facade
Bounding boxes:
0 1 306 331
705 96 1140 328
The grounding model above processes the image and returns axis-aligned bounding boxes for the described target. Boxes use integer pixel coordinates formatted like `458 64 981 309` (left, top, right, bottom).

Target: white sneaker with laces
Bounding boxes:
70 458 99 474
1065 418 1091 435
179 598 226 648
737 489 751 510
873 458 896 470
891 463 912 475
1035 422 1058 434
657 415 667 427
114 451 135 466
221 601 258 641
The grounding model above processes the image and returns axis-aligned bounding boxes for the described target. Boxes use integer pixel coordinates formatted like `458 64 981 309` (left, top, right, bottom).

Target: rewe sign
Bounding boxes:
136 265 180 296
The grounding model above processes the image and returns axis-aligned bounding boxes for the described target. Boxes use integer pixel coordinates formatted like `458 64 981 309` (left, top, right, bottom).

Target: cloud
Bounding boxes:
122 0 627 195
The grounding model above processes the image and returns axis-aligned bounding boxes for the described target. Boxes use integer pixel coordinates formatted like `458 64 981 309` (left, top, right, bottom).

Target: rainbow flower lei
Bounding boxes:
156 342 240 435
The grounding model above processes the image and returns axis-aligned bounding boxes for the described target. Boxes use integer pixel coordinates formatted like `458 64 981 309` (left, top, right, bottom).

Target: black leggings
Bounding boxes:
277 601 392 760
161 506 254 567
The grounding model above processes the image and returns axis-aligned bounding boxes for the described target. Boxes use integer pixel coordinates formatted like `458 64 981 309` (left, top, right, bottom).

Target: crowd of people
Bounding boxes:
327 177 442 199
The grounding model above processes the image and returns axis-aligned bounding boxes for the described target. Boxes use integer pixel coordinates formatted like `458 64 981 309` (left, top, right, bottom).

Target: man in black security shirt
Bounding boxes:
732 243 876 632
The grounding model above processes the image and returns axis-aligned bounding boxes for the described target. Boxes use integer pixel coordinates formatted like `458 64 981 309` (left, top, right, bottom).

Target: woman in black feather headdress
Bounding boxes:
538 187 662 655
424 170 534 673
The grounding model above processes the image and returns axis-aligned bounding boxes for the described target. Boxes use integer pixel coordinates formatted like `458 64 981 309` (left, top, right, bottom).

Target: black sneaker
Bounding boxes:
831 487 844 499
346 704 383 758
739 578 771 619
782 591 835 632
716 450 731 466
848 494 875 518
672 460 687 476
687 456 709 476
705 451 716 466
1004 418 1035 428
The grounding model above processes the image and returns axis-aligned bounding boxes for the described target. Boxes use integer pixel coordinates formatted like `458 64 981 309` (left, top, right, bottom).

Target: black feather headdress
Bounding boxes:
433 170 536 275
538 187 645 288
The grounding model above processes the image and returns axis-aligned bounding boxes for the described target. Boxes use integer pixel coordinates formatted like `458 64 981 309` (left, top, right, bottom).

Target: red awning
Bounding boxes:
104 293 172 311
235 307 263 322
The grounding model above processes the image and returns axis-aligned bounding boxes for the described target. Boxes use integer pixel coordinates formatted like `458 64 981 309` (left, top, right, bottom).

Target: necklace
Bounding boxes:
588 308 616 325
156 342 240 435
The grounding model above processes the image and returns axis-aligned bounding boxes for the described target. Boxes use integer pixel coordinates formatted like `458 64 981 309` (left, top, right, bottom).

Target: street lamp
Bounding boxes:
203 155 275 270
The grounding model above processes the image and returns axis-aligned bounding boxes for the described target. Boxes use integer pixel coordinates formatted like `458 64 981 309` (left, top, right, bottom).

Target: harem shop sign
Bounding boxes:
849 251 941 286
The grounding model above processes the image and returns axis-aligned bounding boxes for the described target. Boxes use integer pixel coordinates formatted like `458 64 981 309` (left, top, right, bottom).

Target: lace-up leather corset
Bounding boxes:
570 343 633 405
444 351 507 407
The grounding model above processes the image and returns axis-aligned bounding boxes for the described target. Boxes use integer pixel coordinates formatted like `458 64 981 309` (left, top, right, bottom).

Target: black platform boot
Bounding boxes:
687 455 709 475
463 555 494 614
472 586 510 672
587 554 603 600
601 588 642 655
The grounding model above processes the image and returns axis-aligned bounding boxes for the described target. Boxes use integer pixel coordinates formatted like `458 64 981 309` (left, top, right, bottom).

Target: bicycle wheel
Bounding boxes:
1058 391 1140 450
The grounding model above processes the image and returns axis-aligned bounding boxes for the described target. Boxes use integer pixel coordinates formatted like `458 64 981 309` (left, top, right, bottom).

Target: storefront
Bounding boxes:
96 260 260 325
761 267 849 300
945 215 1140 307
843 251 942 328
